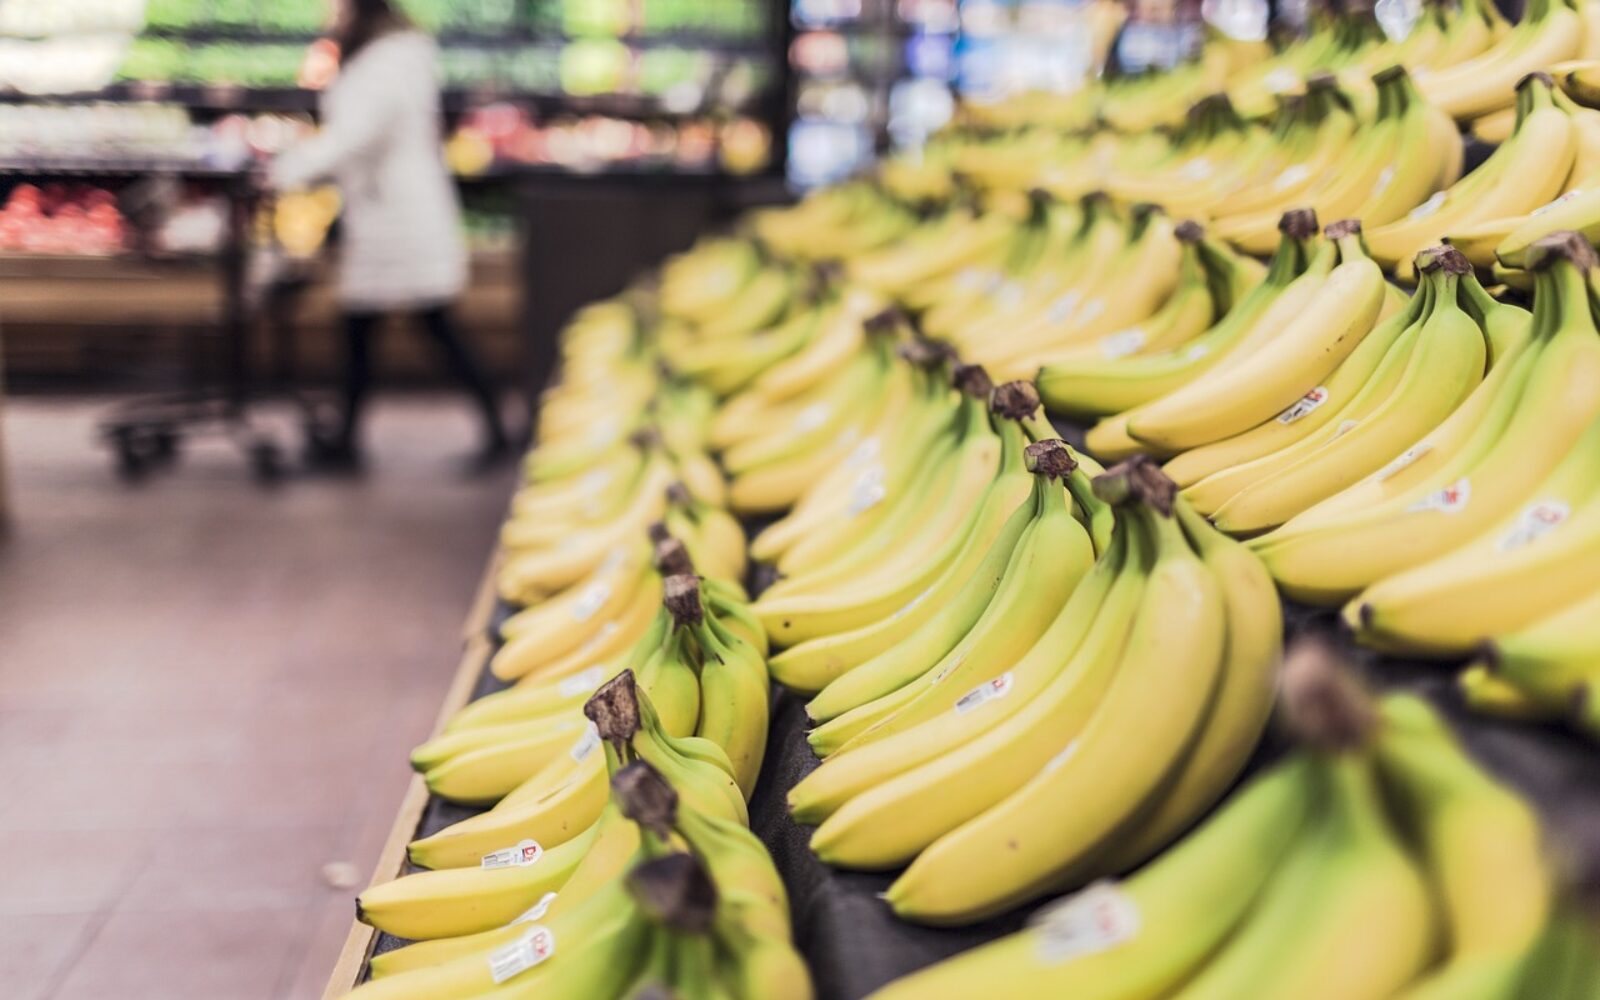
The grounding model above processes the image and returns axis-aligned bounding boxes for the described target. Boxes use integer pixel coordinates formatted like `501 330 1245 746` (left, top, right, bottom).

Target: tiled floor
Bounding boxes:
0 396 515 1000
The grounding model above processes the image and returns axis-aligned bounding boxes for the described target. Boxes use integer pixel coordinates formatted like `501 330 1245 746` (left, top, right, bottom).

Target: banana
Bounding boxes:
1086 214 1337 457
1254 232 1600 604
883 472 1226 924
1348 408 1600 654
1087 500 1282 873
491 567 662 683
863 756 1315 1000
407 753 607 870
1171 754 1436 1000
1457 662 1566 722
848 207 1019 296
1210 250 1488 534
1481 585 1600 712
359 820 598 939
1417 0 1584 121
1510 901 1600 999
798 504 1149 861
1127 221 1385 453
755 355 943 576
979 209 1185 379
805 440 1094 754
1165 259 1435 493
751 390 1034 647
788 498 1131 822
803 439 1087 729
1041 212 1316 420
1367 73 1576 273
660 238 760 324
344 877 645 1000
1374 695 1551 999
419 714 593 807
1265 283 1533 534
826 448 1105 754
1349 68 1463 232
686 586 771 800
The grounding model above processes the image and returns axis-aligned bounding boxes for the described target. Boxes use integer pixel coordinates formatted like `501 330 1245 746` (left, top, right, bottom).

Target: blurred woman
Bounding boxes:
271 0 510 470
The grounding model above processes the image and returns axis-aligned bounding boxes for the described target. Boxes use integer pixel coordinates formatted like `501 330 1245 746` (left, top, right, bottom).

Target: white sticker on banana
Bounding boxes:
1407 477 1471 514
1032 881 1142 964
1406 190 1447 220
1047 290 1083 324
1371 166 1396 199
1272 163 1312 191
1276 386 1329 424
953 673 1014 714
848 466 887 515
558 665 607 698
482 839 544 871
1533 190 1583 216
1074 299 1106 326
794 403 831 432
488 925 555 984
509 892 558 927
569 722 602 763
1099 328 1147 359
1376 443 1431 481
1496 500 1570 551
571 581 612 622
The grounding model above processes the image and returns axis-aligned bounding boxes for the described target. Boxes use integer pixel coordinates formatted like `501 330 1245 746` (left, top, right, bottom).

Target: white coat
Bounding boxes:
271 31 467 312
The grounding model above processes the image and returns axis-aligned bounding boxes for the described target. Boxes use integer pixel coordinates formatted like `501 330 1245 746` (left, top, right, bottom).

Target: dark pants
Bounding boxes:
339 305 508 451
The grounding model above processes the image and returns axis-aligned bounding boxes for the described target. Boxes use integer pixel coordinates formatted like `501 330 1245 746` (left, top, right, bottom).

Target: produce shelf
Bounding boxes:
321 421 1600 1000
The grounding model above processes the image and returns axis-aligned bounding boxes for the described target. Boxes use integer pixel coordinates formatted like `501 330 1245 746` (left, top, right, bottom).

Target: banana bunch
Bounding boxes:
707 292 920 515
799 436 1099 756
1211 68 1461 256
790 457 1282 927
1451 76 1600 271
412 559 767 809
845 196 1028 305
498 450 744 631
904 192 1070 328
1091 218 1395 463
1164 244 1506 536
866 645 1573 1000
748 181 918 263
349 678 807 1000
1039 209 1324 420
751 377 1035 682
1224 5 1392 118
1024 219 1258 365
959 208 1264 379
1371 73 1579 277
1417 0 1584 122
945 130 1097 196
500 350 741 606
1462 585 1600 740
1253 232 1600 607
747 343 971 587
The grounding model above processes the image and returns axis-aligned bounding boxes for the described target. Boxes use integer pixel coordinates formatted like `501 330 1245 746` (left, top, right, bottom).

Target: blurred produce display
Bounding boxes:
0 0 783 176
788 0 1128 187
0 182 126 255
0 102 311 169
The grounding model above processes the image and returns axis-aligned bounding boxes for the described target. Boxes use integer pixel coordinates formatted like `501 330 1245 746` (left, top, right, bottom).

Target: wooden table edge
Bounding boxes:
321 549 502 999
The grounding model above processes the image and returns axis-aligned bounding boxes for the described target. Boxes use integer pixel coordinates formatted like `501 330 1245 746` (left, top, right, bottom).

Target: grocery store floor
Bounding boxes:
0 395 516 1000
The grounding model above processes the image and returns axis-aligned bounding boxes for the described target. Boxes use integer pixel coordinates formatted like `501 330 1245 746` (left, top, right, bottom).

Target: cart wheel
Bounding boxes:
112 432 150 482
250 439 285 484
151 429 180 465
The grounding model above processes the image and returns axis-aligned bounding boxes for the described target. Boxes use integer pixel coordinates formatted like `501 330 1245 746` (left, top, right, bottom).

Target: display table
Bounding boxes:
324 531 1600 1000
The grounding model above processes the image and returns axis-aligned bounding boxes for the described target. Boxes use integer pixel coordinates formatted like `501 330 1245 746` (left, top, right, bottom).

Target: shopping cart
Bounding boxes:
99 178 328 483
